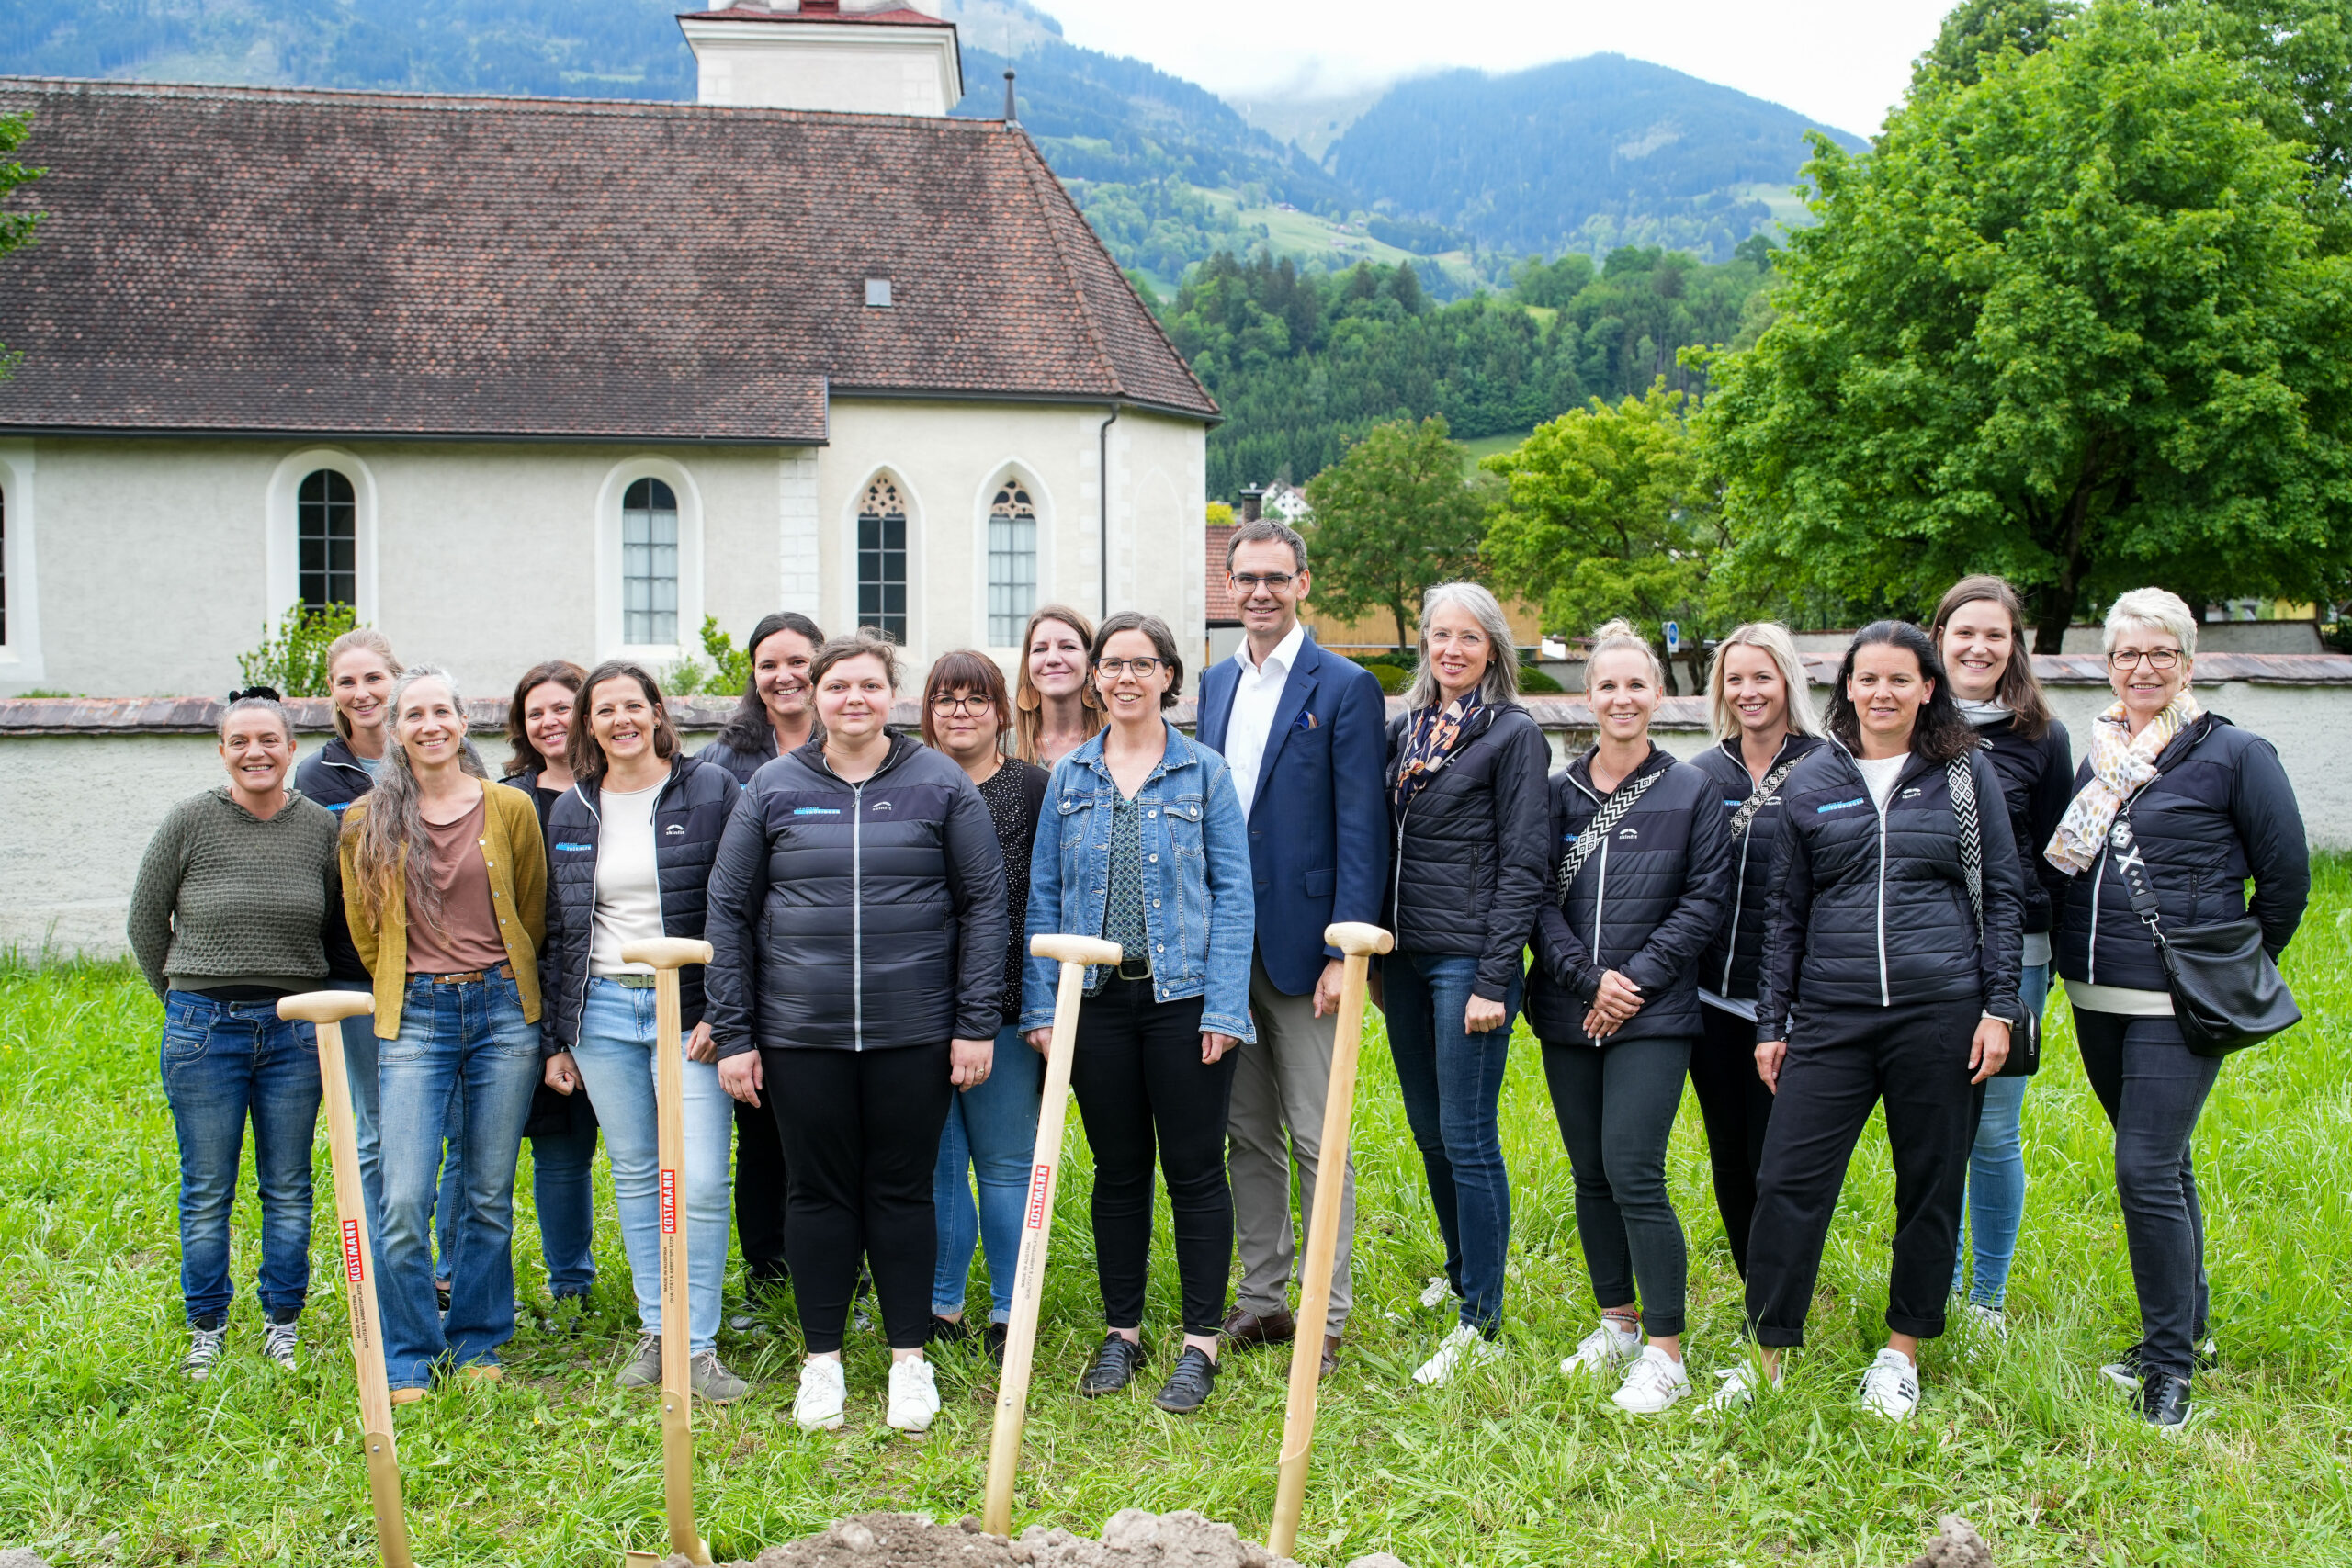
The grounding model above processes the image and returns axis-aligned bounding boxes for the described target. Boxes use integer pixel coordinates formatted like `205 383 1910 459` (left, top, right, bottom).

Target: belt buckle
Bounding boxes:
1116 954 1152 982
614 973 659 989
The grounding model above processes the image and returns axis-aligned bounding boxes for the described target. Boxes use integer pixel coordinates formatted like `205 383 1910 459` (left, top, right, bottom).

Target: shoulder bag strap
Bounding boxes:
1726 755 1801 840
2106 810 2168 945
1556 765 1665 903
1947 756 1984 942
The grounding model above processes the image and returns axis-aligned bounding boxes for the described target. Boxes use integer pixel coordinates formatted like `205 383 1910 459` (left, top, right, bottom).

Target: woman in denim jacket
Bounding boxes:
1023 611 1256 1415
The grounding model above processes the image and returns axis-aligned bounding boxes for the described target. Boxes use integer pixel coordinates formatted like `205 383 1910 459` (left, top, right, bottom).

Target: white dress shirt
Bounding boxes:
1224 621 1306 821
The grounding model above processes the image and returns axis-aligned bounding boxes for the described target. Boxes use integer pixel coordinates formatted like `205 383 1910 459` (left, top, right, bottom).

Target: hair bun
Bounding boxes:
1589 618 1640 644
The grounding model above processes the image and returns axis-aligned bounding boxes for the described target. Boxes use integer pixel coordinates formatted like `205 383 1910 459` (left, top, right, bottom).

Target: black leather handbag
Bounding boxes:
2108 813 2301 1057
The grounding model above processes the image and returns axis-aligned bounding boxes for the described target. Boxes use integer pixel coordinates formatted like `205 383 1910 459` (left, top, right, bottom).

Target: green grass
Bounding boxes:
1461 430 1537 472
7 865 2352 1564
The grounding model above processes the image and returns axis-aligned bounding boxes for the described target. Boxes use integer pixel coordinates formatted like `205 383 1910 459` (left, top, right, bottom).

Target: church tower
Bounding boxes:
679 1 965 117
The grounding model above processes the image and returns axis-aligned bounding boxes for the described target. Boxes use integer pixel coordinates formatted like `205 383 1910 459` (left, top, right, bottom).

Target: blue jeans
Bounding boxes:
1954 963 2048 1308
1384 951 1521 1337
933 1022 1046 1323
327 977 384 1237
375 971 541 1388
159 992 323 1325
429 1083 595 1299
569 979 731 1353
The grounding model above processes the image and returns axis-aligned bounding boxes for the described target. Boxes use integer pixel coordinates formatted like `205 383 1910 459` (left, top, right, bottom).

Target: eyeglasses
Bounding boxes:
1230 572 1297 592
929 694 995 716
2107 649 2183 671
1096 657 1168 679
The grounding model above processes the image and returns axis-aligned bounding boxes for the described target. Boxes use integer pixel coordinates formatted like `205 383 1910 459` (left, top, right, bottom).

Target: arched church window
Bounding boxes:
987 476 1037 646
298 468 356 611
858 474 909 644
622 477 680 645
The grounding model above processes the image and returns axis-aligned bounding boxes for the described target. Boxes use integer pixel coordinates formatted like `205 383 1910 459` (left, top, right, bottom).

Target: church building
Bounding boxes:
0 0 1217 698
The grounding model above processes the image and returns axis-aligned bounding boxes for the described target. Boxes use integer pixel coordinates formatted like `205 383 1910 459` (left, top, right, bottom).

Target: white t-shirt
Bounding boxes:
1222 620 1306 821
1856 753 1906 811
589 780 665 976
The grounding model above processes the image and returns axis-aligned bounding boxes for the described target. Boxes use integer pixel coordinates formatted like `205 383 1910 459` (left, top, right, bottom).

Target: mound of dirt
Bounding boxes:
707 1510 1410 1568
1904 1516 1993 1568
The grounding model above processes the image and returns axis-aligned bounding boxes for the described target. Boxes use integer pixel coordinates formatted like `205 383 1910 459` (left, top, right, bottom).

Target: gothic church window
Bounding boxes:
298 468 356 611
988 476 1036 645
858 474 908 643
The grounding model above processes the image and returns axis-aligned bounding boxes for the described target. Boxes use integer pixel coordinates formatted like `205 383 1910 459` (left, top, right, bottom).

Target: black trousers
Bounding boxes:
2075 1009 2219 1378
1745 999 1984 1348
763 1042 953 1353
1542 1033 1693 1337
733 1091 790 1291
1070 978 1238 1337
1690 1003 1776 1279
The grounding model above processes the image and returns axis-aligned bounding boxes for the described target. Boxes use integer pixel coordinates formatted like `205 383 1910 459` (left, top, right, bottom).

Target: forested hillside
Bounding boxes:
1171 243 1778 498
1326 54 1865 260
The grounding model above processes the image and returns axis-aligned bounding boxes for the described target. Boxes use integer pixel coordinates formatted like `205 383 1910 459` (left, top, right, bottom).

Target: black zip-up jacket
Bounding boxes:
539 753 740 1055
293 736 377 981
695 729 776 789
1382 701 1553 1001
1691 732 1830 1005
704 732 1009 1055
2055 714 2308 994
1970 713 2075 938
1757 740 2026 1041
1528 746 1733 1045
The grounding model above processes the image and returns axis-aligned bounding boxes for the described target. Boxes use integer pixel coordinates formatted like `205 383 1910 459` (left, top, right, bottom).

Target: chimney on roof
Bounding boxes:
1239 486 1265 524
1003 66 1017 126
683 0 964 117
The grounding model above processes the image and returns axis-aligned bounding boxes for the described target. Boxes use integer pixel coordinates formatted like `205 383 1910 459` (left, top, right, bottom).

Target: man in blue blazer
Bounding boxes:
1196 517 1390 1376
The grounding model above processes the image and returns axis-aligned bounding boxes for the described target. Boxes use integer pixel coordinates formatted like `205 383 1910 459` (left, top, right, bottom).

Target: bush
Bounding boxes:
1362 662 1411 694
660 615 752 698
1517 664 1565 694
236 603 358 697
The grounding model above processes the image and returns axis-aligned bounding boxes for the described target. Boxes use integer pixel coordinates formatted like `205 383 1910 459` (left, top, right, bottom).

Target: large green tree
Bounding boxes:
1480 383 1722 691
0 112 40 371
1301 414 1495 647
1705 0 2352 648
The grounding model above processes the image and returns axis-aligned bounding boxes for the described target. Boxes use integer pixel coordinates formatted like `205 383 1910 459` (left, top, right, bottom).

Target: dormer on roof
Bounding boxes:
679 0 965 117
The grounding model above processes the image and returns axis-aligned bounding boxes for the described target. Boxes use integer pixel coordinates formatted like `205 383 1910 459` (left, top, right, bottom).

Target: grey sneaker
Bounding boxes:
262 1313 300 1370
616 1334 663 1390
186 1318 227 1381
691 1351 749 1404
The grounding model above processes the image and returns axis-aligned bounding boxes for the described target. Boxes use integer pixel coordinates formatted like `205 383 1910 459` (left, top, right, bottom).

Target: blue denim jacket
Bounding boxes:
1021 721 1257 1042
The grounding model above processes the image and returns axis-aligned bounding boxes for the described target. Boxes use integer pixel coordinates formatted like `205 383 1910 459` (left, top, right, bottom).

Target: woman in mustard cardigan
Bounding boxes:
342 664 548 1399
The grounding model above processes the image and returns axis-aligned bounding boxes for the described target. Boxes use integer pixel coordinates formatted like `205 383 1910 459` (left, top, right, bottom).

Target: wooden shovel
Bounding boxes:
981 932 1125 1538
277 988 414 1568
1267 921 1393 1561
618 937 718 1568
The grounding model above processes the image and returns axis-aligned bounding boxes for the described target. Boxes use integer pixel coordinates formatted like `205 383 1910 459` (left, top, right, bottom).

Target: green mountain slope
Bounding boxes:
1325 54 1865 261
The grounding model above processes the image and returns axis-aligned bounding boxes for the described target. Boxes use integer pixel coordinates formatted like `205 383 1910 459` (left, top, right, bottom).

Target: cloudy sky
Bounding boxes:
1026 0 1961 139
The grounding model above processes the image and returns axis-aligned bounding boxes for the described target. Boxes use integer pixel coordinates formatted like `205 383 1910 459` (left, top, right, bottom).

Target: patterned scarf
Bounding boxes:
2045 689 2203 874
1393 692 1482 811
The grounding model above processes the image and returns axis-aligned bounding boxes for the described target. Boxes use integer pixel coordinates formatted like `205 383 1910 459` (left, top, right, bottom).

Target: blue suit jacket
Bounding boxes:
1195 630 1392 996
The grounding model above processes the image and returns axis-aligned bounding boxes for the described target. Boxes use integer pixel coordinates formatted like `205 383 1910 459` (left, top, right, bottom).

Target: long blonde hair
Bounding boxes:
324 627 403 743
1011 603 1102 764
345 665 490 928
1705 622 1821 741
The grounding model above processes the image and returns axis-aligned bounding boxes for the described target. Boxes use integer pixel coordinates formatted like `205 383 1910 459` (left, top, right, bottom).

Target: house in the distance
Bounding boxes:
0 0 1216 698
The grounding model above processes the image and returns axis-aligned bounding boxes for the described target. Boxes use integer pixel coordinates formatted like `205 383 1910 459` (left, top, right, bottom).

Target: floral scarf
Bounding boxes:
1393 692 1482 811
2045 689 2203 874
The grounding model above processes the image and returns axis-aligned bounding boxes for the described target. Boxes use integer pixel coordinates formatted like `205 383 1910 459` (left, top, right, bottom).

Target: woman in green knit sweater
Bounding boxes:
128 692 343 1382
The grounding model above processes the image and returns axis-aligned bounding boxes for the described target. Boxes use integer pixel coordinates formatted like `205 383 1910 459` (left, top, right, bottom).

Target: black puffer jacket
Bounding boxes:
540 753 741 1054
1528 746 1733 1045
2056 715 2308 993
1383 702 1553 1001
1970 713 2074 937
1758 741 2026 1039
695 729 776 789
705 732 1009 1055
293 736 377 982
1691 733 1830 1004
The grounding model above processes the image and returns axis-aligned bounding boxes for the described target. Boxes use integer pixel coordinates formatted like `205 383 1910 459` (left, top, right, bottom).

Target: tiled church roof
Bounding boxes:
0 79 1216 443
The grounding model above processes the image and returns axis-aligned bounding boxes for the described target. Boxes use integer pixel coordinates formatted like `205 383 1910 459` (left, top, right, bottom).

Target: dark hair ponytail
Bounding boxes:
1825 621 1978 766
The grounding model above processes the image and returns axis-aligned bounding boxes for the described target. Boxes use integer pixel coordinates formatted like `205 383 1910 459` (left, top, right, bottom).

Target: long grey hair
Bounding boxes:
346 663 490 928
1403 581 1521 710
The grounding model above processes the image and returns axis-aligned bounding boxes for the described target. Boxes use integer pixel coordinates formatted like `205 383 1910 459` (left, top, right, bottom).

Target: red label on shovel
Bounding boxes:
661 1168 677 1235
341 1218 365 1284
1025 1163 1051 1229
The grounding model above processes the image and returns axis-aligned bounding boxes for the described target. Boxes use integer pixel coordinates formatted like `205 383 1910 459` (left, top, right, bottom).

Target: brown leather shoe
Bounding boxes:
1219 1305 1296 1347
1319 1334 1342 1379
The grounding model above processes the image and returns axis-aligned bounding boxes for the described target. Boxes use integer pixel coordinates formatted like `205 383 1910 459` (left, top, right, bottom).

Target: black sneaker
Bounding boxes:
1078 1334 1147 1396
930 1314 975 1346
2101 1338 2218 1392
985 1321 1008 1366
2141 1371 2194 1432
1151 1347 1218 1414
435 1281 452 1317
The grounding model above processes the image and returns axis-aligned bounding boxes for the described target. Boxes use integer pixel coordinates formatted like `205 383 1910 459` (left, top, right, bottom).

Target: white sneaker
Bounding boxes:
886 1357 941 1433
1859 1348 1922 1421
1962 1301 2007 1337
794 1358 846 1431
1560 1317 1642 1377
1706 1360 1781 1411
1418 1274 1460 1310
261 1314 300 1371
1611 1345 1691 1414
1412 1323 1503 1386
